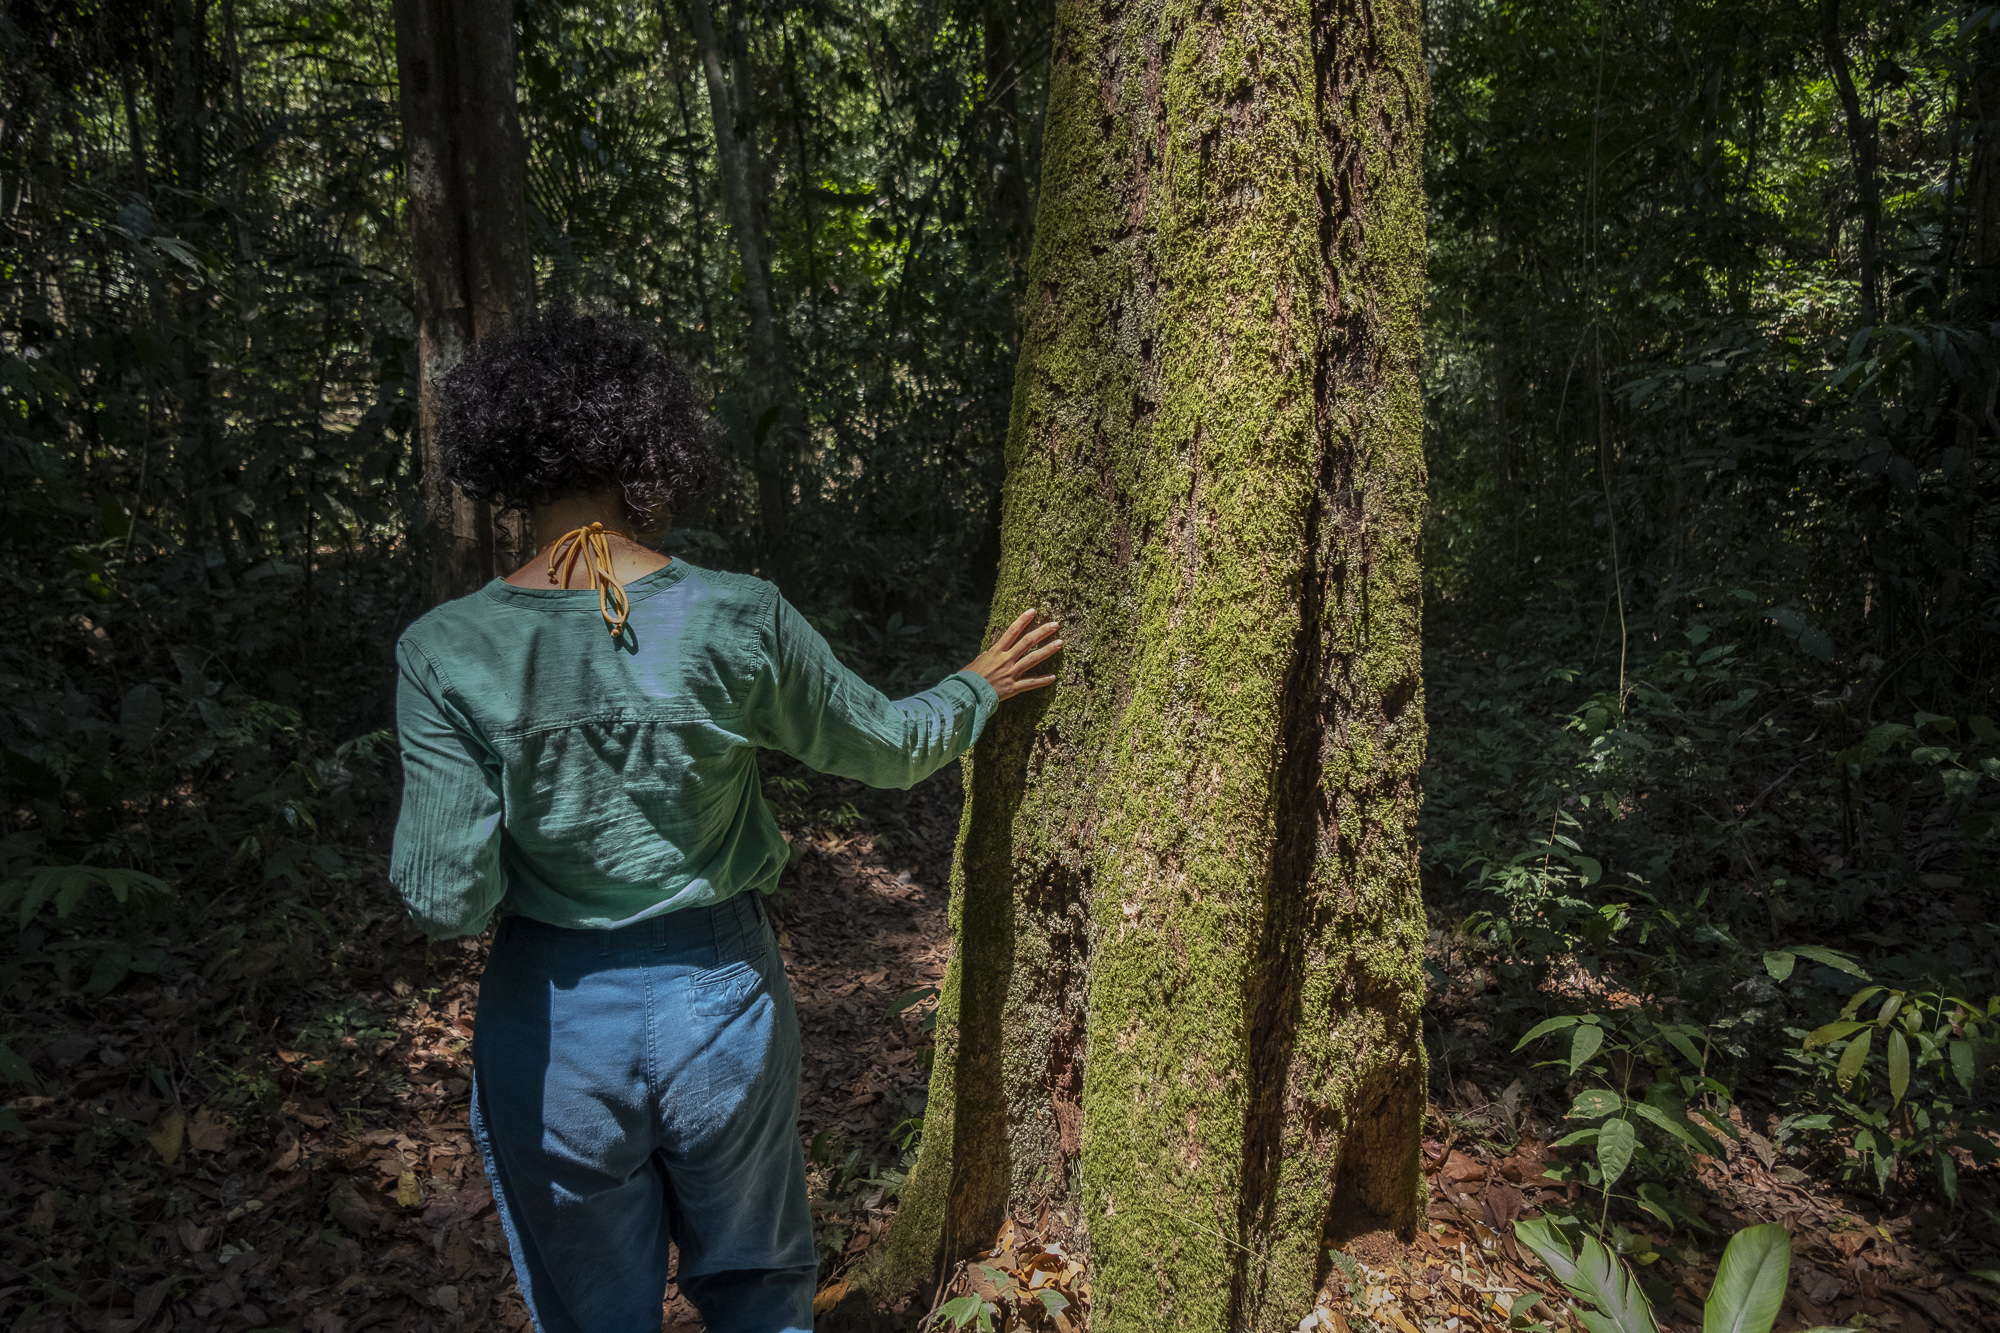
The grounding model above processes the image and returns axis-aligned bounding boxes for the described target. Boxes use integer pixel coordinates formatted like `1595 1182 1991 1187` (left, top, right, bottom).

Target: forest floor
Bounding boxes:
3 769 1998 1333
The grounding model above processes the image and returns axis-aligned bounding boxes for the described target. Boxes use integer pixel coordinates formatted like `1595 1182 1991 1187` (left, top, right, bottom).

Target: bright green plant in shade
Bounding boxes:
1515 1215 1663 1333
1516 1009 1737 1231
1517 1218 1843 1333
1790 983 2000 1198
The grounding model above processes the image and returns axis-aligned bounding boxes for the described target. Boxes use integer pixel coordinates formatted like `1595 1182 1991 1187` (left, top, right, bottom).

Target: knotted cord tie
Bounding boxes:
544 522 632 637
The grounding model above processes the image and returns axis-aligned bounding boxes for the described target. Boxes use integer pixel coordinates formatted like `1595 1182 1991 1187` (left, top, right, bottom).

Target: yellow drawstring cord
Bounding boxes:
544 522 632 637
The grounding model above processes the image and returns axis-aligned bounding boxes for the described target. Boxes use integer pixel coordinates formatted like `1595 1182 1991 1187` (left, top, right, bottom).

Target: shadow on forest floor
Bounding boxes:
4 766 1997 1332
0 763 958 1333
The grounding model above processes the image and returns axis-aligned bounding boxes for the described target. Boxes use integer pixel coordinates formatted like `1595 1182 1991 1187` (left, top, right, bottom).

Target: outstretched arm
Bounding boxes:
751 595 1062 788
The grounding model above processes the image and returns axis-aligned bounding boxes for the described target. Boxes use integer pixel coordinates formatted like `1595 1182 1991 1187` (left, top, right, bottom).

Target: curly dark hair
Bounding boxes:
437 305 715 523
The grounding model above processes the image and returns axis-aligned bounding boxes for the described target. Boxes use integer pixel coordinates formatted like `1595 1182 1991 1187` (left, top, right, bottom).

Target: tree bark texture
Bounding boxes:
393 0 533 601
881 0 1428 1329
687 0 795 564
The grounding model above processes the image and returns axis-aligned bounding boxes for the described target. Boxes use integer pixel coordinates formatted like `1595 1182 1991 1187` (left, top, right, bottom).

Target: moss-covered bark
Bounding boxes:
879 0 1428 1327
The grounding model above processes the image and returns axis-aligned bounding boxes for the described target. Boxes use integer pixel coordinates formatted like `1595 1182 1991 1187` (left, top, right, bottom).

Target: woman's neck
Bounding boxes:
531 489 646 552
502 489 672 589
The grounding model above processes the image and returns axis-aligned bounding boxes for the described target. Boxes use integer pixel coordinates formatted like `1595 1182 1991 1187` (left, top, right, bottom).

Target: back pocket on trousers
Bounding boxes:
689 958 765 1018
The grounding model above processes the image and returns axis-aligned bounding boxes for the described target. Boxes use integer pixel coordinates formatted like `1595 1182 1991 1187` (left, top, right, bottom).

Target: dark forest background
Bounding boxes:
5 0 2000 1316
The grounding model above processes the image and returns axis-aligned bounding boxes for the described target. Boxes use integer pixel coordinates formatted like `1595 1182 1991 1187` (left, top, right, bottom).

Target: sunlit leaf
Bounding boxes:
1702 1224 1790 1333
937 1296 983 1330
1598 1116 1637 1188
1886 1030 1910 1107
1515 1217 1662 1333
1514 1015 1582 1050
1788 945 1866 979
1570 1023 1606 1073
1836 1029 1873 1092
1803 1020 1866 1050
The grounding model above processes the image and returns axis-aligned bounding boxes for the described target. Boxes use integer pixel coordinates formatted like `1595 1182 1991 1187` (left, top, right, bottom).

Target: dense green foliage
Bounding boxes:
0 0 1045 946
1423 0 2000 1222
3 0 1998 1312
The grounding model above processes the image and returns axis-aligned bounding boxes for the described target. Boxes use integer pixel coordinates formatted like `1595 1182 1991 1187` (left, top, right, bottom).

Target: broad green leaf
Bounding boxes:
1661 1027 1706 1068
1836 1029 1873 1092
1633 1193 1673 1227
1694 1106 1743 1142
1939 1150 1960 1204
1703 1224 1791 1333
937 1296 983 1329
1863 722 1912 753
1803 1020 1866 1050
1570 1023 1606 1073
1788 945 1867 979
1629 1099 1713 1154
1514 1015 1582 1050
1570 1088 1624 1120
15 870 61 927
1763 951 1795 983
1515 1217 1663 1333
54 871 91 918
1840 986 1886 1018
1598 1116 1637 1188
1886 1030 1910 1107
1036 1290 1069 1316
1573 855 1603 885
1876 993 1904 1028
1950 1039 1976 1094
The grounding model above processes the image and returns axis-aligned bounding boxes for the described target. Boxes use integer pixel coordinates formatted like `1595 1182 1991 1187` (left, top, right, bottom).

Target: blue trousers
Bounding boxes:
471 893 816 1333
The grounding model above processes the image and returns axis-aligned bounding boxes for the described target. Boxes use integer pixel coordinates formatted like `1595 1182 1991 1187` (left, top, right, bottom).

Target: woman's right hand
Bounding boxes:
962 609 1063 702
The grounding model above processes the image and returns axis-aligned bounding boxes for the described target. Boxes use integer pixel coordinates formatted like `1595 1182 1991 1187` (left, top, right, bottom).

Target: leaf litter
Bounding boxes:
7 761 1999 1331
0 761 963 1333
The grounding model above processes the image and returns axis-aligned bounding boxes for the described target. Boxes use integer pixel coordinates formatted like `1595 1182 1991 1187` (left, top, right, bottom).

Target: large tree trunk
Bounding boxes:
687 0 795 566
878 0 1429 1328
393 0 533 602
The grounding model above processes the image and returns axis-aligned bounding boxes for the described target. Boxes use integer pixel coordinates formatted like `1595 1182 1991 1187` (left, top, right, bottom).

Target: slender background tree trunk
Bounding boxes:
394 0 533 602
687 0 796 567
879 0 1429 1327
1821 0 1880 326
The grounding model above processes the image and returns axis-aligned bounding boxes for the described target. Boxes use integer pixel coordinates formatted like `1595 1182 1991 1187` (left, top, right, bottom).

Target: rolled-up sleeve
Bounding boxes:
749 591 998 787
388 638 506 938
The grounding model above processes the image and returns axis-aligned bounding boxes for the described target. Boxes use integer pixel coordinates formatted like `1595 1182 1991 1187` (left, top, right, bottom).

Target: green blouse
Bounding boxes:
389 562 996 938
